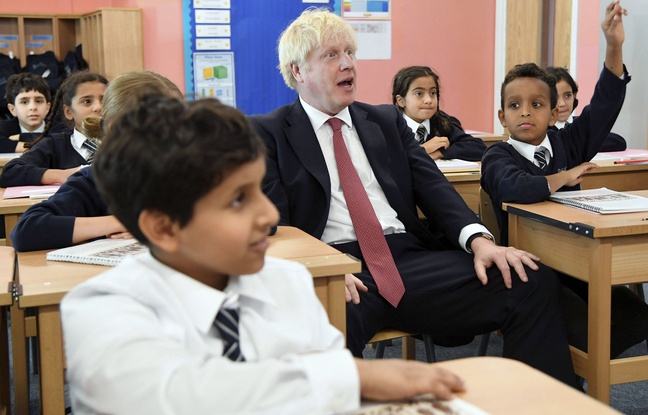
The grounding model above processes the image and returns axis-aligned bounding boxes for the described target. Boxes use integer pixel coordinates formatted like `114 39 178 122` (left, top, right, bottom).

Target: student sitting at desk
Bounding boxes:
0 71 108 188
481 0 648 358
10 71 181 252
546 66 627 152
0 73 67 153
61 94 465 414
391 65 486 161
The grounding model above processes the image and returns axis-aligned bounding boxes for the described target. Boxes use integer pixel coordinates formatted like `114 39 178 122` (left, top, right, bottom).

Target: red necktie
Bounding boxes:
328 118 405 308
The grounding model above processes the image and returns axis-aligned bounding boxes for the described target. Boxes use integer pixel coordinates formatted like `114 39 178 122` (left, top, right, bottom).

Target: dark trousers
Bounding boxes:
334 233 578 388
559 273 648 358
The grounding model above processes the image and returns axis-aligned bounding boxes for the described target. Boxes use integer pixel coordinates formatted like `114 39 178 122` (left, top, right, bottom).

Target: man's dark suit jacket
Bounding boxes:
250 99 483 251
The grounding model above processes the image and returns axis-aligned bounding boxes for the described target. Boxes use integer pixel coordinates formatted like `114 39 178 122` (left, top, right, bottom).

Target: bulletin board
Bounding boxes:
183 0 337 116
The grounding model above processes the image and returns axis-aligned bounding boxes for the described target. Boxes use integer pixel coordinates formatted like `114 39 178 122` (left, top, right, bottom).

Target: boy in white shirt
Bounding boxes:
61 94 464 414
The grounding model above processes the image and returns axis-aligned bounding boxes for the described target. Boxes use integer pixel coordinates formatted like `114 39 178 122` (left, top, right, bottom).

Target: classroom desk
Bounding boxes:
443 160 648 216
0 188 44 247
472 132 507 148
434 357 620 415
14 226 359 415
0 153 19 170
0 247 15 415
504 191 648 404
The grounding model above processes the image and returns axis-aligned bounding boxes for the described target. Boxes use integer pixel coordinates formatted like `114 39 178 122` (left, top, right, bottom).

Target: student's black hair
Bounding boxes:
5 72 51 104
25 70 108 150
391 65 463 136
546 66 579 111
500 62 557 110
93 95 266 245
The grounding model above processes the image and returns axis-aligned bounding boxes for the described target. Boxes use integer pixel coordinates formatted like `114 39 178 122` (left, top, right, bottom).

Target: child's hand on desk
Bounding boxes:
355 358 465 402
346 273 368 304
107 231 133 239
547 162 598 192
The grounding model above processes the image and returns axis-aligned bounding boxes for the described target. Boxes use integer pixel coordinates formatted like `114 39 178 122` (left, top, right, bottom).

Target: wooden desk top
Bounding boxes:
0 188 44 215
16 226 359 307
0 246 14 306
0 153 19 169
437 357 620 414
504 190 648 238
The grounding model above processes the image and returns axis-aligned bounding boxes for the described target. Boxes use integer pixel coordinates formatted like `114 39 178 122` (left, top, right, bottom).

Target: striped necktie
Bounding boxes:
82 138 99 164
416 124 427 144
328 117 405 308
214 306 245 362
534 146 549 170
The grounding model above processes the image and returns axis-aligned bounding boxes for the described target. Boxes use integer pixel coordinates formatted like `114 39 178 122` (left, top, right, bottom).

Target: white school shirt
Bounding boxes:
402 113 430 140
62 253 359 415
19 122 45 133
506 135 554 164
70 128 94 161
300 98 489 251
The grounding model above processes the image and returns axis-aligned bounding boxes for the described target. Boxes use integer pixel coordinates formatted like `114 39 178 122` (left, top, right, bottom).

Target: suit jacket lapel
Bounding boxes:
284 100 331 196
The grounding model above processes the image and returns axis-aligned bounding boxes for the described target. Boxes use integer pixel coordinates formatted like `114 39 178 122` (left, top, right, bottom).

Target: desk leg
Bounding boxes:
0 305 10 415
327 275 346 340
3 215 19 248
38 305 65 415
587 241 612 404
10 301 29 415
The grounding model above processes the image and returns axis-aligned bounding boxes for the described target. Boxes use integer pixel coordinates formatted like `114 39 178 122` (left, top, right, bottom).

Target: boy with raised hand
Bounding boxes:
61 94 464 415
0 73 55 153
481 1 648 359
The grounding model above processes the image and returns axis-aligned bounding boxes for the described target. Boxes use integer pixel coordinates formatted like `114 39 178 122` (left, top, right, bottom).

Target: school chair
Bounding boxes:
478 187 501 244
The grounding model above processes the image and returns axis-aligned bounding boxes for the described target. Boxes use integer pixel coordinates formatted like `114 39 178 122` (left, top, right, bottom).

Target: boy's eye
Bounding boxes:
509 102 519 109
326 52 335 58
231 193 245 207
532 101 542 108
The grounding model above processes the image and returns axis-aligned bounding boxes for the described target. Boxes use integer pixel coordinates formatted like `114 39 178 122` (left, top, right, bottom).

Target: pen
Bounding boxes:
613 159 648 165
642 218 648 221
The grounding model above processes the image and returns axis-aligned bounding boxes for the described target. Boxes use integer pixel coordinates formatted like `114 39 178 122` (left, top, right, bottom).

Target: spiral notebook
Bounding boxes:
549 187 648 214
46 238 148 267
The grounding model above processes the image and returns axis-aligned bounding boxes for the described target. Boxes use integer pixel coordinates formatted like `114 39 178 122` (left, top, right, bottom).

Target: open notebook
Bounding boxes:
46 238 148 266
353 396 489 415
549 187 648 214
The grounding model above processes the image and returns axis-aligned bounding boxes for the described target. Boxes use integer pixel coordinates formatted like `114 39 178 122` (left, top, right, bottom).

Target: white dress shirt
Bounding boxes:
19 122 45 133
300 98 490 251
70 128 93 162
402 113 430 139
62 253 359 415
506 135 554 164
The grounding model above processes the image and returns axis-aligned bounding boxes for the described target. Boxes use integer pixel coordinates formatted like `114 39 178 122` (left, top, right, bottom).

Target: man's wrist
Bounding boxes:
466 232 494 253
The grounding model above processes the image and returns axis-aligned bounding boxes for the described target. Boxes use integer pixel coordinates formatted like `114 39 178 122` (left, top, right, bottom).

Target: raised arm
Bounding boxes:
602 0 627 77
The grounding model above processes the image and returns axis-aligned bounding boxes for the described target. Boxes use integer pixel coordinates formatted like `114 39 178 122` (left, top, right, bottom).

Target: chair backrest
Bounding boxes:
479 187 501 245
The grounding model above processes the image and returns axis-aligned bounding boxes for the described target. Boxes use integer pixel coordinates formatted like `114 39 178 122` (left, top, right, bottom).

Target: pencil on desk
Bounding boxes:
613 159 648 165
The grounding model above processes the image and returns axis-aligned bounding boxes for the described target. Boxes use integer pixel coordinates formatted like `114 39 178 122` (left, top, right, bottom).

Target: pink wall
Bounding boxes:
1 0 186 95
574 2 601 114
356 1 496 132
2 0 602 130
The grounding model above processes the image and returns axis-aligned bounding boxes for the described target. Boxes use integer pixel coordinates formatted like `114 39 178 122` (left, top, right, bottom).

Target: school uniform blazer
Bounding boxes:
433 124 486 161
0 118 70 153
11 167 108 251
250 99 482 251
0 131 86 187
481 65 630 245
548 122 627 152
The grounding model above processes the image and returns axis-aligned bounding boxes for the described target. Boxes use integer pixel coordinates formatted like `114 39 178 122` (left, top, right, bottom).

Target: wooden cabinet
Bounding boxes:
80 9 144 80
0 8 143 80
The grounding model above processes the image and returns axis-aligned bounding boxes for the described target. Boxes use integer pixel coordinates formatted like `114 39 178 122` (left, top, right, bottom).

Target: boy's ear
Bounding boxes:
7 103 16 117
497 109 507 128
395 95 406 109
290 63 303 84
548 107 559 127
138 209 181 253
63 104 74 121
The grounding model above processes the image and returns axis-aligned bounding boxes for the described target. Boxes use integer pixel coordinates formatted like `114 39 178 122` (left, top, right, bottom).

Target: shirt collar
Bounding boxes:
506 134 553 163
71 128 89 151
20 122 45 134
144 253 276 335
300 97 352 131
402 113 429 135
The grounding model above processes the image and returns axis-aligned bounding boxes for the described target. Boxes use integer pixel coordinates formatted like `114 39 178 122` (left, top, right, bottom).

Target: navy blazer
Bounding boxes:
0 118 69 153
11 167 108 251
250 100 482 251
0 131 86 187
